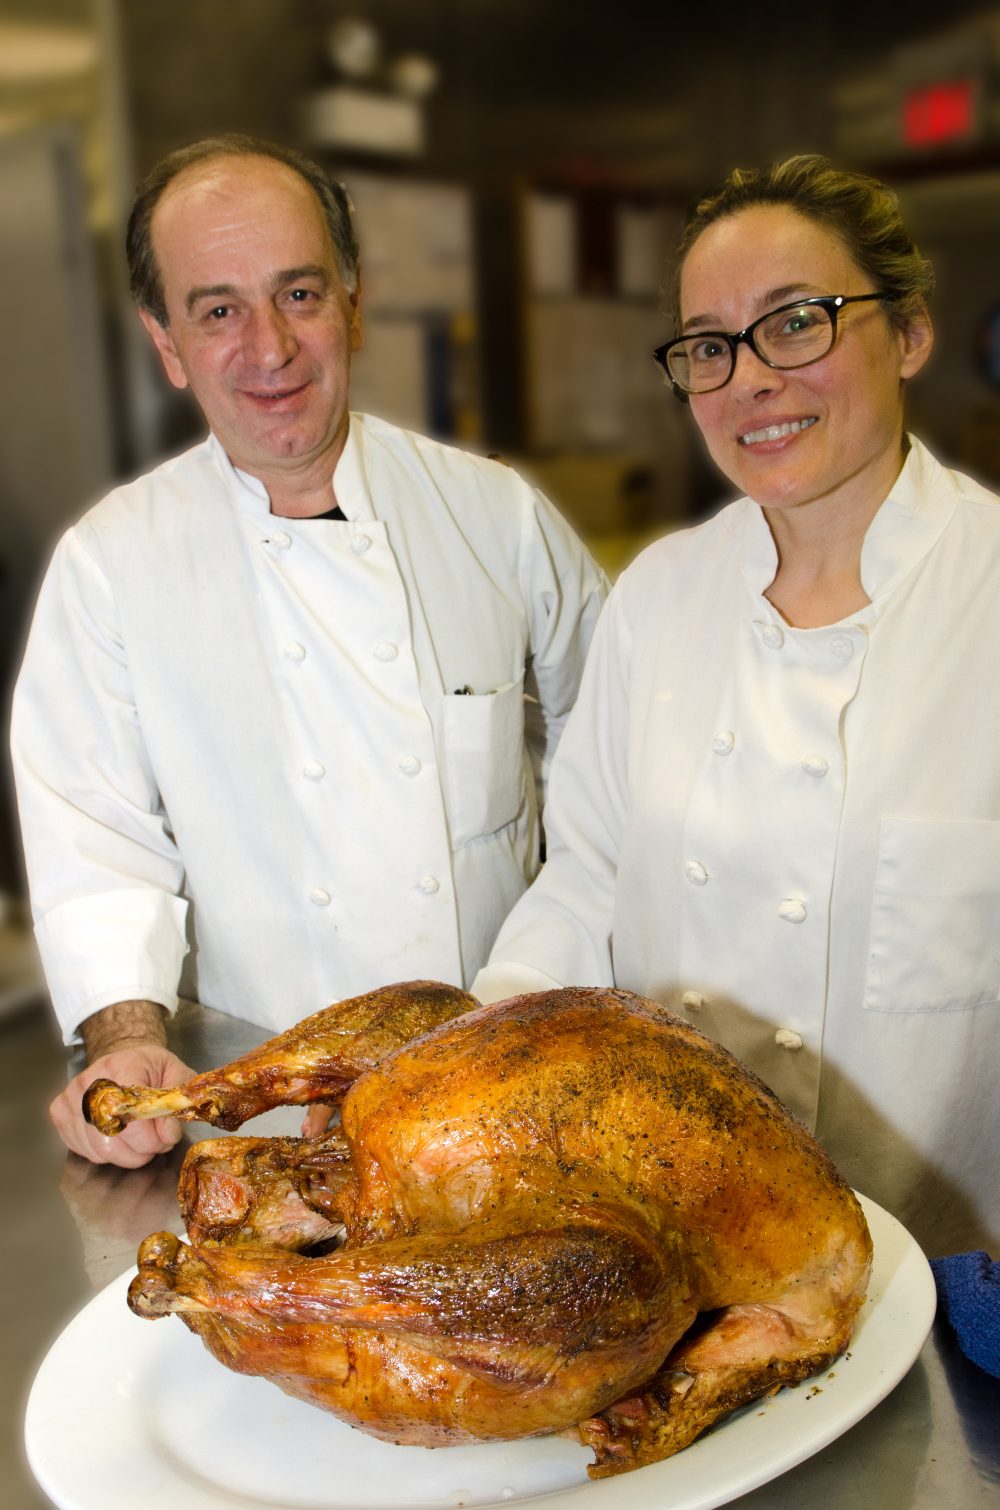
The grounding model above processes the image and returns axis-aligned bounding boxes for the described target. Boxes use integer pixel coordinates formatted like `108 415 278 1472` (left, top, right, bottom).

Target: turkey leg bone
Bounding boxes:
84 981 477 1134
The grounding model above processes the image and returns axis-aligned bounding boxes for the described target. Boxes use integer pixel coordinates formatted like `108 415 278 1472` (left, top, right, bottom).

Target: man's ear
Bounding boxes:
349 265 363 354
138 307 189 390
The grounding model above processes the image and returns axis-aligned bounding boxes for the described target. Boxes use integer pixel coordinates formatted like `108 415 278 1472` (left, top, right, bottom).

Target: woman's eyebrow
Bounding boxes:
681 283 827 333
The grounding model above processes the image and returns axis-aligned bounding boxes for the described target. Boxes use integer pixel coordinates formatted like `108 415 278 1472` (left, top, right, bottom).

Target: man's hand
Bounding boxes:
50 1001 195 1167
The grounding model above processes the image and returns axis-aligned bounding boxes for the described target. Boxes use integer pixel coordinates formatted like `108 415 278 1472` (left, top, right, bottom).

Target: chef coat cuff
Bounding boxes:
34 889 190 1045
471 960 564 1005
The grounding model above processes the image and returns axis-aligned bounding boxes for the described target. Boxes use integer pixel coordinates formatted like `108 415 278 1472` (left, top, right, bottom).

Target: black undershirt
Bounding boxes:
303 504 347 521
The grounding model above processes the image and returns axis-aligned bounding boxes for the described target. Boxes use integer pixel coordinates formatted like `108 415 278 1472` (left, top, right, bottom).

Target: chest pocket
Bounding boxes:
442 679 527 848
864 817 1000 1013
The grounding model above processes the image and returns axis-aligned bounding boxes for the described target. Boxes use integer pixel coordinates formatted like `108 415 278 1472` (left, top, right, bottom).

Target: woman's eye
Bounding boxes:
692 338 727 362
778 308 821 335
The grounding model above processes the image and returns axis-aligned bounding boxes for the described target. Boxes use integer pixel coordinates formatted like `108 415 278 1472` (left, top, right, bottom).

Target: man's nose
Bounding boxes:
244 305 298 368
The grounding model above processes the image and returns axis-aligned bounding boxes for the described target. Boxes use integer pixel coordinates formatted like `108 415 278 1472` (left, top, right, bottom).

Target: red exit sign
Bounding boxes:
903 79 977 146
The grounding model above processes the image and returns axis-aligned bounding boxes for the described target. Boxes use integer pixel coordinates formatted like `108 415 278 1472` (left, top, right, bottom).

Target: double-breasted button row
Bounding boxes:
710 728 829 779
310 873 441 905
287 638 399 663
265 530 373 553
684 863 809 926
755 620 866 662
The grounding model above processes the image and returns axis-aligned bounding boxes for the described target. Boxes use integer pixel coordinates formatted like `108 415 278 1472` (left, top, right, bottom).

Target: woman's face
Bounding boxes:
678 204 932 516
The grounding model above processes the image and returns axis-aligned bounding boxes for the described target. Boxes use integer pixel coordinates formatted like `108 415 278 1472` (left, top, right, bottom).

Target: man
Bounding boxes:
11 135 606 1167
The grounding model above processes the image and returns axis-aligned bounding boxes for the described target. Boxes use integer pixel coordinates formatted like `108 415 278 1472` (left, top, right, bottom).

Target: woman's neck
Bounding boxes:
761 439 908 628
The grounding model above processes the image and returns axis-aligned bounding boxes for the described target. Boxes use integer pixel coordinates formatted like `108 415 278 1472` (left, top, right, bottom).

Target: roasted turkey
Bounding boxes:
84 982 872 1477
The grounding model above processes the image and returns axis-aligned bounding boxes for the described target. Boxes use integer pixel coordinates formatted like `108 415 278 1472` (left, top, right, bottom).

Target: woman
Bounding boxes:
474 155 1000 1257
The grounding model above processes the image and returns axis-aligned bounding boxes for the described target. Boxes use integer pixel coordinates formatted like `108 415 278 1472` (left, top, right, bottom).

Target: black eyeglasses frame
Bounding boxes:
653 292 895 403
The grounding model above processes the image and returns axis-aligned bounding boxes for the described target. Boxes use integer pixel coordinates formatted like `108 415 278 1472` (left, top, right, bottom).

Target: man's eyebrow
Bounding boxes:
185 283 238 314
681 283 826 333
273 264 331 288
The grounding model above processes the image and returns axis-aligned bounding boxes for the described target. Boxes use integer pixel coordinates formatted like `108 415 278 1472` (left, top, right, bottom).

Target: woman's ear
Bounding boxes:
898 307 934 381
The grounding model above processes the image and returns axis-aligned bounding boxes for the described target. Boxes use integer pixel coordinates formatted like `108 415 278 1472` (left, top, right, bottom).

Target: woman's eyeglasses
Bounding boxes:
654 293 894 400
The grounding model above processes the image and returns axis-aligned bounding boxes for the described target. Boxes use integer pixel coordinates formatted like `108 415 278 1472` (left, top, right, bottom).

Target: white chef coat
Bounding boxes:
12 412 607 1046
474 438 1000 1255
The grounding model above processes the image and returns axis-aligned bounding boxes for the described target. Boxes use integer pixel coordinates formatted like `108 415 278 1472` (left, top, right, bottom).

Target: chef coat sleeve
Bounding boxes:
473 581 629 1001
517 484 609 797
10 528 189 1045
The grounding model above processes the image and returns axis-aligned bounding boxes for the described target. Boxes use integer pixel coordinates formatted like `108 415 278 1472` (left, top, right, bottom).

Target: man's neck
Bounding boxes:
233 420 350 519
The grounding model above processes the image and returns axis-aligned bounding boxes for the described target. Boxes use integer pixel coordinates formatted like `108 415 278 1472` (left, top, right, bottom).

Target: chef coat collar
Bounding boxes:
208 414 377 524
739 434 956 619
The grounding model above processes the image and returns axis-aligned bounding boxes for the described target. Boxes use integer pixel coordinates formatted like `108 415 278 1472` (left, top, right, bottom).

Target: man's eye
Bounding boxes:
205 305 231 321
287 288 317 303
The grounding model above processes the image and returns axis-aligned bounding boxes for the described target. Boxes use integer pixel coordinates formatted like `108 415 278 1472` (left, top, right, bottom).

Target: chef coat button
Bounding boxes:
775 1028 803 1051
684 860 709 886
284 641 306 662
270 530 292 549
711 730 735 756
778 898 807 924
373 641 398 662
760 623 785 650
681 990 706 1010
351 533 371 554
830 634 854 660
310 888 331 907
398 754 422 776
802 755 829 777
418 874 440 895
303 760 326 780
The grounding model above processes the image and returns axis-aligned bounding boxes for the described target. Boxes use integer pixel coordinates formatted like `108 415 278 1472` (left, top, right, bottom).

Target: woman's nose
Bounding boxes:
729 339 782 398
244 305 298 368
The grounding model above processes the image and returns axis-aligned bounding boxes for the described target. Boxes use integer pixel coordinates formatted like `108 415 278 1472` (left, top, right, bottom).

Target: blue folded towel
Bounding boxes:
929 1250 1000 1379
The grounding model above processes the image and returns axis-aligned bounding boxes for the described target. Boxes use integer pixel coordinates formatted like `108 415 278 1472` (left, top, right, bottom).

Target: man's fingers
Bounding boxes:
50 1092 156 1167
50 1049 193 1166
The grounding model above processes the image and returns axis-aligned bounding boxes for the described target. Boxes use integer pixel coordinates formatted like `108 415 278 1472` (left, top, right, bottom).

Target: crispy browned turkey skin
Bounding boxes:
85 982 872 1477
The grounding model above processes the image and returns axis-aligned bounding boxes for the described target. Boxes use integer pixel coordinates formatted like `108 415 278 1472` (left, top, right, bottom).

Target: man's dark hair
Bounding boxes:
126 134 360 325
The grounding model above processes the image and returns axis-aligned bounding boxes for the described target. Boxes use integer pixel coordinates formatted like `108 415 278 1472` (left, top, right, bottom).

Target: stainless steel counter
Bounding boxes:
3 996 998 1509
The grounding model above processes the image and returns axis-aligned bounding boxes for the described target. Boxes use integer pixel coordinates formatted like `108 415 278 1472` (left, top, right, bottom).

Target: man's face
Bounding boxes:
139 154 362 483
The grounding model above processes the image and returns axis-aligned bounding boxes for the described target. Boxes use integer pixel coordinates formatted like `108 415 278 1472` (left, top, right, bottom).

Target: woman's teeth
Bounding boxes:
740 417 818 446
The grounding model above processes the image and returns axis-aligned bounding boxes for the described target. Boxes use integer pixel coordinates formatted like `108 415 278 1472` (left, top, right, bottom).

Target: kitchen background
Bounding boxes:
2 6 1000 1497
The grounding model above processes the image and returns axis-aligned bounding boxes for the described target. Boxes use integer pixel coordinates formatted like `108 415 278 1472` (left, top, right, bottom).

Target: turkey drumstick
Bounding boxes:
84 980 477 1133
